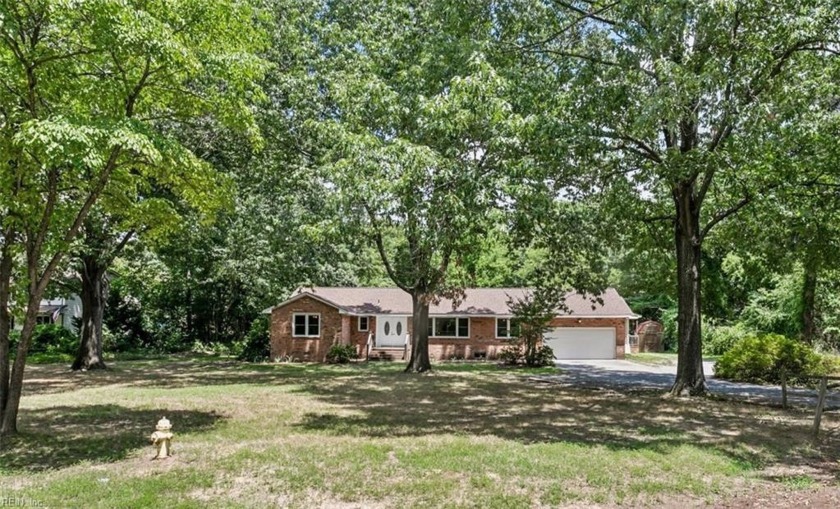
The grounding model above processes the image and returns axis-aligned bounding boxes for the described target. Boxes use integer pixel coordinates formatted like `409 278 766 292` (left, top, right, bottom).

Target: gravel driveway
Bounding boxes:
534 359 840 408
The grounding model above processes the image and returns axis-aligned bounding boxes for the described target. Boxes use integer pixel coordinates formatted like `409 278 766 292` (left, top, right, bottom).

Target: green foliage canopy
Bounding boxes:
0 0 269 434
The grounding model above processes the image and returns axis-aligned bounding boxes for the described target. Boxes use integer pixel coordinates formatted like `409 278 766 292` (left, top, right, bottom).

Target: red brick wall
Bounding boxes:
427 316 509 360
348 315 376 359
270 296 343 361
548 317 627 359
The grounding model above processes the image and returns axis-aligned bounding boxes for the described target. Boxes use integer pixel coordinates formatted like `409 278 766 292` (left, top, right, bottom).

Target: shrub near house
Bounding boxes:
10 325 77 357
715 334 832 385
702 322 753 356
326 344 358 364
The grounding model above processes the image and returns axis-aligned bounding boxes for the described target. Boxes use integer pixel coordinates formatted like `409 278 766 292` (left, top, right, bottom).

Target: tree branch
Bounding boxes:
707 7 740 153
707 123 732 153
747 38 832 102
511 1 621 50
701 194 752 239
125 55 152 117
33 48 96 66
27 168 59 289
552 0 618 26
535 48 658 80
612 143 657 162
36 148 121 295
600 131 663 163
103 229 136 267
641 213 675 224
696 168 716 205
362 201 409 293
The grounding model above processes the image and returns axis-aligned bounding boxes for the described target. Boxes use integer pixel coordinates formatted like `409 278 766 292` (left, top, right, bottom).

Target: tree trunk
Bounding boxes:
801 257 818 345
72 256 108 371
670 185 707 396
405 292 432 373
0 239 13 422
1 295 42 435
186 269 193 337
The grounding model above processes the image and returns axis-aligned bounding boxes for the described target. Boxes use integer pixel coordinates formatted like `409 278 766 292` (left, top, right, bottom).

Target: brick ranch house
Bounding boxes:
267 287 640 362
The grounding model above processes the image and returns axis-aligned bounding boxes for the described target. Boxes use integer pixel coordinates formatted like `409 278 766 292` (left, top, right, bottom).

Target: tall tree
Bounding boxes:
72 215 135 371
309 0 518 372
0 0 266 435
711 167 840 344
507 0 840 394
134 0 378 346
71 186 201 371
71 115 239 371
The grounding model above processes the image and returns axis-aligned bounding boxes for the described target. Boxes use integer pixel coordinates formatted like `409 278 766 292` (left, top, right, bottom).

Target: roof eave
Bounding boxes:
267 292 347 314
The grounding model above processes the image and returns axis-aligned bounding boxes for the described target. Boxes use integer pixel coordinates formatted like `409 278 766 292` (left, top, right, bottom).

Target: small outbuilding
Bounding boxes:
632 320 664 353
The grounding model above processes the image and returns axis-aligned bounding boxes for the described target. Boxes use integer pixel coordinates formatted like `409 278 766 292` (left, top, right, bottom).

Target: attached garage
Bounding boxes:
543 327 616 359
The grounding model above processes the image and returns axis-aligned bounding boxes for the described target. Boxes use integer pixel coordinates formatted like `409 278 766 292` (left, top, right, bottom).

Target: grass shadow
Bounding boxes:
16 357 840 481
0 405 222 473
291 369 840 478
21 356 551 397
19 357 321 396
20 357 497 396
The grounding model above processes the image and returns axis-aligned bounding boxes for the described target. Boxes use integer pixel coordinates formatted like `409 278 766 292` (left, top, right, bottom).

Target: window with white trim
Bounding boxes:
358 316 369 332
496 318 520 339
293 313 320 337
427 317 469 338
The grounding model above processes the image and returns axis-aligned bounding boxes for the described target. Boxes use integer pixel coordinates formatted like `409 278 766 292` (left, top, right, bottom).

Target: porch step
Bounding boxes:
368 347 406 361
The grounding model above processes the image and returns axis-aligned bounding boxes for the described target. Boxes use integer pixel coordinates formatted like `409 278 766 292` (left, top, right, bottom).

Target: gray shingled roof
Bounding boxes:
274 287 636 317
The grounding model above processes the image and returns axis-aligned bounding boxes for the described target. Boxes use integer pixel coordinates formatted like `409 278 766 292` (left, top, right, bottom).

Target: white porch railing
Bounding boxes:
366 332 411 361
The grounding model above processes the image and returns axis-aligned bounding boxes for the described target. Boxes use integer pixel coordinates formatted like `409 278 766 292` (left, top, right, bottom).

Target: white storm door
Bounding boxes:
376 315 407 347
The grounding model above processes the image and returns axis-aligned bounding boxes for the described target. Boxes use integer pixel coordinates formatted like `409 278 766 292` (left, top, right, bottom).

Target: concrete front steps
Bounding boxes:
367 347 408 361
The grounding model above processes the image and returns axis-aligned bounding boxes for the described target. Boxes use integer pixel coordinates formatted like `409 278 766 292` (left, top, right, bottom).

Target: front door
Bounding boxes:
376 315 407 347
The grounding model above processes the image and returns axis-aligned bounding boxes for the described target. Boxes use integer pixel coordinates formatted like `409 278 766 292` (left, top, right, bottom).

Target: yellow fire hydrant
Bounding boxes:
150 417 173 459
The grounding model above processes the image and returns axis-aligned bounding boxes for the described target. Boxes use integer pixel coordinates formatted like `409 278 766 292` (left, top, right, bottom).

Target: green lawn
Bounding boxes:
626 352 721 366
625 352 679 366
1 357 838 507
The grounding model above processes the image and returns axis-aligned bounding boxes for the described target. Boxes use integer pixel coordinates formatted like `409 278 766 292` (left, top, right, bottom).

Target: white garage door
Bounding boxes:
543 327 616 359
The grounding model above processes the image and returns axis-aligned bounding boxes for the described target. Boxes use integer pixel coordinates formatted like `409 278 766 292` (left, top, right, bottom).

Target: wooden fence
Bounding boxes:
780 371 840 440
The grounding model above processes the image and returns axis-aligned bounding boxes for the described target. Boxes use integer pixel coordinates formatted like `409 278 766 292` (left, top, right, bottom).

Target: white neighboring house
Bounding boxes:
11 296 83 334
